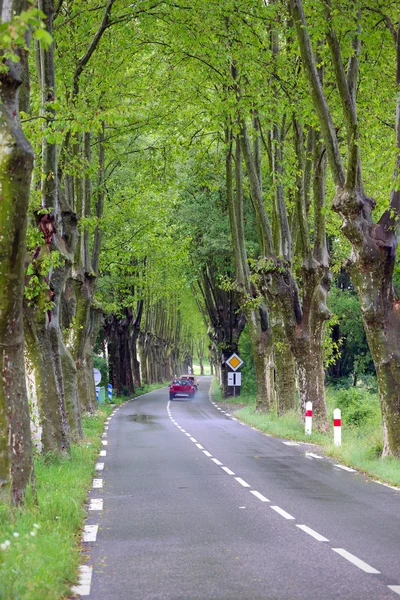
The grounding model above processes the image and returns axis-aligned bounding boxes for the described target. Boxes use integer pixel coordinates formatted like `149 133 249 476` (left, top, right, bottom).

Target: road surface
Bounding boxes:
77 376 400 599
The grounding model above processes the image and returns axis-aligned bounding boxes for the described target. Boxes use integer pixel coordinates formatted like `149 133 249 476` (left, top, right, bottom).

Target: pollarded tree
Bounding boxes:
0 0 49 504
290 0 400 455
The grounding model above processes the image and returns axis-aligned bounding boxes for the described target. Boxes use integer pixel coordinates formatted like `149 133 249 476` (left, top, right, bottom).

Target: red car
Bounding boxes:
169 379 196 400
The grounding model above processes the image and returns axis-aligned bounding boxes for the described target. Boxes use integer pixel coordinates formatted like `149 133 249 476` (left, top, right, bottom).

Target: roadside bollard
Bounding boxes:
108 383 112 402
334 408 342 446
305 401 312 435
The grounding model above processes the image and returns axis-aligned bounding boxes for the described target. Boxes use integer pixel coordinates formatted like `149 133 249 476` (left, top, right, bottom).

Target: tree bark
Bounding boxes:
0 0 36 505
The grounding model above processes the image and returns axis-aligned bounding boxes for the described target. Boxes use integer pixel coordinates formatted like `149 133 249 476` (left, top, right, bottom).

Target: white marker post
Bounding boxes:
334 408 342 446
305 401 312 435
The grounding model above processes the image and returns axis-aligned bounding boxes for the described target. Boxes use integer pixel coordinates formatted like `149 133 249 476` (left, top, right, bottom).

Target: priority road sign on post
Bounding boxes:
108 383 112 402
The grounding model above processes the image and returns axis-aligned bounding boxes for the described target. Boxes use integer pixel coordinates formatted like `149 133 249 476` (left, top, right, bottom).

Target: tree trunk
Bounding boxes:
0 2 36 504
271 315 297 415
24 303 70 454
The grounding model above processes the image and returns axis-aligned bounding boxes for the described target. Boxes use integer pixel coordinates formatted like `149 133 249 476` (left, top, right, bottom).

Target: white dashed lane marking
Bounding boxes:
212 458 223 466
388 586 400 595
334 464 356 473
235 477 250 488
305 452 323 459
95 462 104 470
250 490 269 502
89 499 103 511
190 437 197 442
93 479 103 488
99 450 106 457
196 443 204 450
221 466 235 475
332 548 380 574
203 450 212 457
271 506 295 520
102 440 108 446
71 565 92 596
83 525 98 542
296 524 329 542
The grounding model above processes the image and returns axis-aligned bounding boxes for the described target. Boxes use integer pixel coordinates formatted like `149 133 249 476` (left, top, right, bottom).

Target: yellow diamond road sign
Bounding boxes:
226 353 243 372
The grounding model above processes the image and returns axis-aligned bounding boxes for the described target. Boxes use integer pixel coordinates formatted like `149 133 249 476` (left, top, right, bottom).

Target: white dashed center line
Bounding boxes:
190 437 197 442
296 524 329 542
203 450 212 457
250 490 269 502
235 477 250 488
196 443 204 450
271 505 295 520
212 458 223 466
332 548 380 574
388 586 400 596
221 466 235 475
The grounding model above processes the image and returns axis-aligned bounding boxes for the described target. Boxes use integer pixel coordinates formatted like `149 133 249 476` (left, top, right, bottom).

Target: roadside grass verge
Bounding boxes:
0 381 165 600
211 378 400 488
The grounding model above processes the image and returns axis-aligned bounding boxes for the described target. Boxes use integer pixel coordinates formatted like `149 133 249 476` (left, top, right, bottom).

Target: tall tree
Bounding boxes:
290 0 400 454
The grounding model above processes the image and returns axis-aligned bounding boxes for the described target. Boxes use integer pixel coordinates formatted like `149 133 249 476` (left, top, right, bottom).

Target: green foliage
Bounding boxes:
0 7 52 73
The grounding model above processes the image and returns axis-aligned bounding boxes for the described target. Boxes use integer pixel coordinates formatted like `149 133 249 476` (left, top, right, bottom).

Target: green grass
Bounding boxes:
0 381 165 600
211 378 400 488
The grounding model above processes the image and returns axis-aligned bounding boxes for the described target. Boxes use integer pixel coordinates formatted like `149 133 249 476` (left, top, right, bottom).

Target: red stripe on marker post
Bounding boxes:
305 402 312 435
333 408 342 446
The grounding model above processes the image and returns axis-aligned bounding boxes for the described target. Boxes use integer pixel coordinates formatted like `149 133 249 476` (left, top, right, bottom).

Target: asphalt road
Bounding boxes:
82 377 400 600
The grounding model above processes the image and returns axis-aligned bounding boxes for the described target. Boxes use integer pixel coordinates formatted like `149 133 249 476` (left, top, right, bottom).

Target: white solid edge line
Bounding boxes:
71 565 93 596
95 463 104 470
235 477 250 488
376 481 400 491
388 586 400 595
212 458 223 465
334 464 356 472
332 548 380 574
271 505 295 520
89 499 103 511
221 466 235 475
296 524 329 542
196 443 204 450
83 525 98 542
250 490 269 502
203 450 212 457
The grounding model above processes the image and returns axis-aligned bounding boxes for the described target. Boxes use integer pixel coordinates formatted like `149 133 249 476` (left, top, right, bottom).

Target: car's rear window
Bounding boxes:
173 380 190 385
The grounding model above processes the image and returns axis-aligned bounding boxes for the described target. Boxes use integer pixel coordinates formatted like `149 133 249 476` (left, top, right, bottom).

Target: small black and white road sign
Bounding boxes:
228 372 242 386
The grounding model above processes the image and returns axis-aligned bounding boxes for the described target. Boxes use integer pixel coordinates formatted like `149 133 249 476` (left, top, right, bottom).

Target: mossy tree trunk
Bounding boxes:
0 0 35 505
